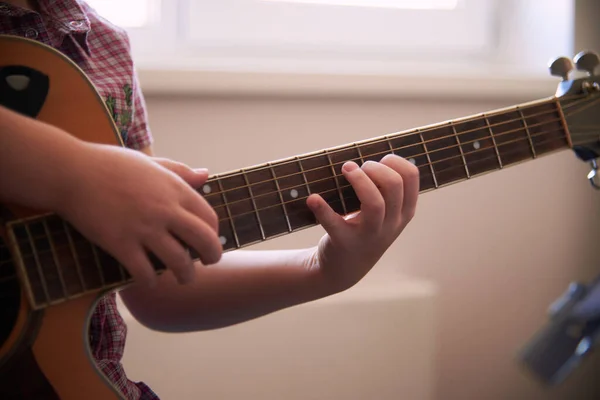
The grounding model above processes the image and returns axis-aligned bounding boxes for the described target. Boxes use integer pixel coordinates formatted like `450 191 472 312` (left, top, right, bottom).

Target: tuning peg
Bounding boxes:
574 50 600 75
549 56 574 81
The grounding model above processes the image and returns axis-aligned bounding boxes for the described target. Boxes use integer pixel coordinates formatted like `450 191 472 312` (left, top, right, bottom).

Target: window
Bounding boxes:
85 0 575 94
85 0 159 28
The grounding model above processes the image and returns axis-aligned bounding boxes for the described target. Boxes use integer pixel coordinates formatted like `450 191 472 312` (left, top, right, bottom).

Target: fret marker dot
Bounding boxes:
473 141 481 150
219 236 227 245
408 158 416 165
202 184 212 194
290 189 299 199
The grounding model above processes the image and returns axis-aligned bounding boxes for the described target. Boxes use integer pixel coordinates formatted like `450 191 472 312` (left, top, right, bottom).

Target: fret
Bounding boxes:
270 163 293 233
297 157 312 195
451 124 470 178
219 173 262 247
420 123 468 186
20 220 68 303
62 220 86 292
42 218 68 299
301 152 345 216
484 115 503 168
242 169 266 240
518 108 537 158
218 178 240 249
245 165 290 238
419 130 439 188
32 220 70 302
202 179 236 251
10 223 46 306
274 159 315 230
41 218 84 297
325 149 347 215
488 108 534 166
455 116 502 176
520 101 569 155
327 145 363 213
385 135 395 154
9 215 140 306
555 100 573 148
353 143 366 165
24 223 50 305
388 131 436 191
358 139 392 163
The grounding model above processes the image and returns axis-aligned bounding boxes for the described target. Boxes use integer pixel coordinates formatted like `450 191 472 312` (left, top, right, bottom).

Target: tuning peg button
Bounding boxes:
549 56 574 81
574 50 600 75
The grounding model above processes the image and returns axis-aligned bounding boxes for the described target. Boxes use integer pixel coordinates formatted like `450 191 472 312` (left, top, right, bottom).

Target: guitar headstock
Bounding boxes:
551 50 600 188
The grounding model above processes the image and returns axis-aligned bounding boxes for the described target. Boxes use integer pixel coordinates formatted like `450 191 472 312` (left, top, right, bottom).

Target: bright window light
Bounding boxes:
261 0 460 9
85 0 159 27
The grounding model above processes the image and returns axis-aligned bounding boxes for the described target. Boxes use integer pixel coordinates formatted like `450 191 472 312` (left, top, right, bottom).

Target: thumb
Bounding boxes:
306 194 345 235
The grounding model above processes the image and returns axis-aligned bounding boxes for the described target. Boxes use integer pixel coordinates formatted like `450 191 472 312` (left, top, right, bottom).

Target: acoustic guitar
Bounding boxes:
0 34 599 399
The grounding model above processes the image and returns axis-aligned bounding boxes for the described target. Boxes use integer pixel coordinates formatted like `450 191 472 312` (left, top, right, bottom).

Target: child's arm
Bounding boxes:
120 144 420 332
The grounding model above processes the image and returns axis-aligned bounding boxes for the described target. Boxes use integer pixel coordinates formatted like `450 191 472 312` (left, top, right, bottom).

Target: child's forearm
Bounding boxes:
119 247 331 332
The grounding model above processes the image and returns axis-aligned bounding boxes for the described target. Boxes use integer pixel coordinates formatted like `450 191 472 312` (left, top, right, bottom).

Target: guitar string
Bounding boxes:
203 115 581 202
0 236 128 288
201 96 597 206
205 122 567 212
202 96 592 198
560 95 599 110
211 133 571 223
203 107 563 199
563 96 600 115
0 129 574 272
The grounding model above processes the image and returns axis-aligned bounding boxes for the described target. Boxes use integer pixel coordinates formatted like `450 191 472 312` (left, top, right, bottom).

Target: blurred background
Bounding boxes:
88 0 600 398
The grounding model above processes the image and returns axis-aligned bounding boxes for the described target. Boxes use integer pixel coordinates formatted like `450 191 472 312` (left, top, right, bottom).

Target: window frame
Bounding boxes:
89 0 576 99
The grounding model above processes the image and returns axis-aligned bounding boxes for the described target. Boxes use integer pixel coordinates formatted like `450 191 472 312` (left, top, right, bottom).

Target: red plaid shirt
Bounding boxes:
0 1 157 399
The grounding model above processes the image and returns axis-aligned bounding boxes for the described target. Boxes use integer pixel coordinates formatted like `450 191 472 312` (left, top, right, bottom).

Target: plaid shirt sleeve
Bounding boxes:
126 68 153 150
121 33 153 151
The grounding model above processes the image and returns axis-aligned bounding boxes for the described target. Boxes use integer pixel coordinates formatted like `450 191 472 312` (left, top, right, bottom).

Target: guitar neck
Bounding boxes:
204 96 570 251
6 96 571 310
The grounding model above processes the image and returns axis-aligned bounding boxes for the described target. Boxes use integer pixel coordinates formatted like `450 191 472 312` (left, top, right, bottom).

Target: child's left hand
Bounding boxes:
304 154 420 293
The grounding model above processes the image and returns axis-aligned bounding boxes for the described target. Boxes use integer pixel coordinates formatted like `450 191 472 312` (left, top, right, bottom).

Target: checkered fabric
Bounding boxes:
0 1 157 398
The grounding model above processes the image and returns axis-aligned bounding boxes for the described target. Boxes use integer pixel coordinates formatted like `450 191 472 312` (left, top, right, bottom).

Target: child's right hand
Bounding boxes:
54 143 222 288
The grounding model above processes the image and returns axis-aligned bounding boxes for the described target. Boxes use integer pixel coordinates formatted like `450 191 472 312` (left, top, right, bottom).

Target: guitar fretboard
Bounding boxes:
202 97 569 251
4 97 571 310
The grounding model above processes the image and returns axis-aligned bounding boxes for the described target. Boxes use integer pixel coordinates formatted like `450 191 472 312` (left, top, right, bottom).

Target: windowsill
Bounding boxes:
137 68 561 101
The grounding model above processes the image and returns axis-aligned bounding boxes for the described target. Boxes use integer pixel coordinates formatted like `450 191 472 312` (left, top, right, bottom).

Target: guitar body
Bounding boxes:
0 36 126 398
